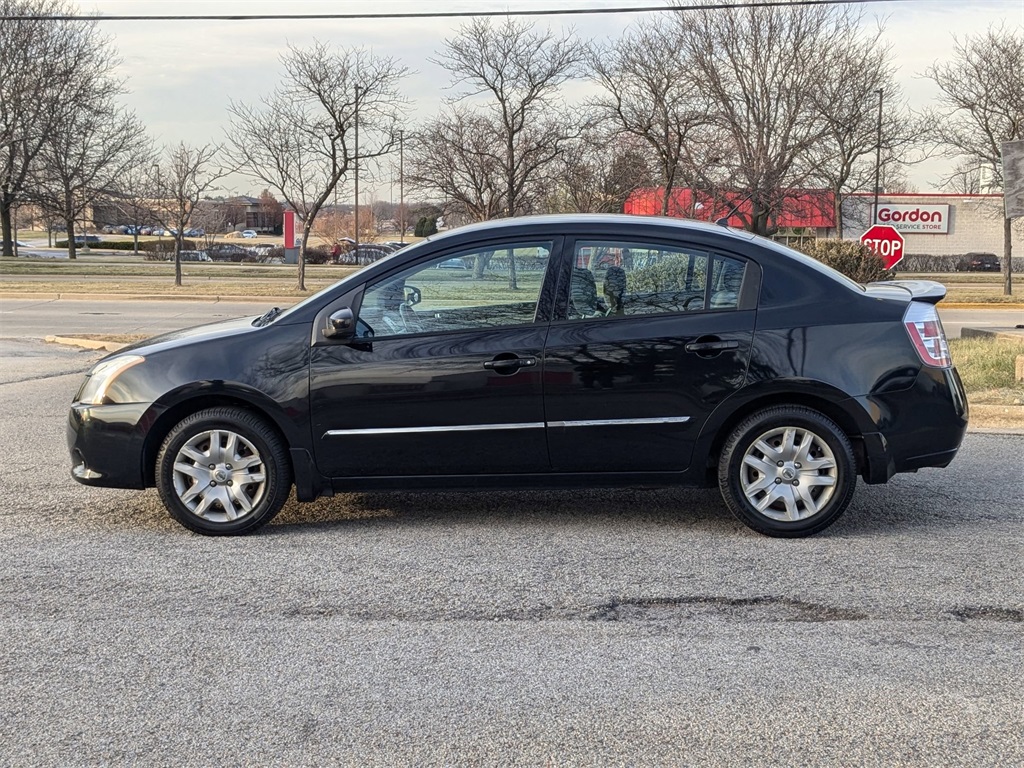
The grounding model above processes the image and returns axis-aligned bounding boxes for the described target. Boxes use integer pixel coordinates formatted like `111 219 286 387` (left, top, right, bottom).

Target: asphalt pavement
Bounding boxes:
0 339 1022 765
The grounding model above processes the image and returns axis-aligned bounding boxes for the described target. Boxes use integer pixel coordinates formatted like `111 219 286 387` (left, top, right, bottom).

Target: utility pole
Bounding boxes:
398 129 405 243
872 88 883 226
354 84 361 251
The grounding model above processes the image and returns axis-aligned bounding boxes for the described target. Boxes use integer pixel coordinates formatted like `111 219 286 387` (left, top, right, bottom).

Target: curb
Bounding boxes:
45 335 127 352
941 302 1024 310
1 292 301 303
960 327 1024 342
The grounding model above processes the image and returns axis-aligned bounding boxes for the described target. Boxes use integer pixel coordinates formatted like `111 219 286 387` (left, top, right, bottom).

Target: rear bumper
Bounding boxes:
857 366 968 484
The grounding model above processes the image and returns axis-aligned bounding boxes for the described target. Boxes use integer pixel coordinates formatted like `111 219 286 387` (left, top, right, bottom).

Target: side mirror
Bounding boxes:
322 307 355 340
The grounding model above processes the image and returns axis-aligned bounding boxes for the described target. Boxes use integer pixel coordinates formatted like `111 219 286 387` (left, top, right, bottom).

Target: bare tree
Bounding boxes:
0 0 123 257
34 105 148 259
227 43 408 290
108 161 158 254
806 25 923 237
589 15 713 216
434 17 585 288
941 158 984 195
550 130 655 214
152 142 229 286
925 25 1024 295
675 2 868 235
191 200 230 251
407 107 505 226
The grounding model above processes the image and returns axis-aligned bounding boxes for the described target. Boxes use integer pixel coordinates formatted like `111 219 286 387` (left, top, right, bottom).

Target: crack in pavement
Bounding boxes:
279 596 1024 624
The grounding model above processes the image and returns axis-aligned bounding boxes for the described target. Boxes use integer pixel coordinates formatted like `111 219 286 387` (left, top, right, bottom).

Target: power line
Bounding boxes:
1 0 927 22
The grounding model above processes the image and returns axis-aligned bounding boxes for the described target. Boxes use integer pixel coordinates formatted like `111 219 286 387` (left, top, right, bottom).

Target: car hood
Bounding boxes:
108 315 263 359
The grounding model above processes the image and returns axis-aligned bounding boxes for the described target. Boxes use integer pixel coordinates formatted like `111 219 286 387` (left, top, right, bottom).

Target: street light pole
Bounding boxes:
872 88 883 226
354 84 361 251
399 129 405 243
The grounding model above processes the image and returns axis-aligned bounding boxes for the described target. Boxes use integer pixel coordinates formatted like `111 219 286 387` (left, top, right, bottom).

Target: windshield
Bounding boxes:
261 241 430 325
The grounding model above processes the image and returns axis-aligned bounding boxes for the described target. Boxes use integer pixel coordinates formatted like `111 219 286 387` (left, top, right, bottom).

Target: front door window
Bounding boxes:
358 241 554 338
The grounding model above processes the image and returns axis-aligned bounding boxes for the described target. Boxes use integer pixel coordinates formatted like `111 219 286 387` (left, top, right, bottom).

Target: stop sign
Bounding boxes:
860 224 905 270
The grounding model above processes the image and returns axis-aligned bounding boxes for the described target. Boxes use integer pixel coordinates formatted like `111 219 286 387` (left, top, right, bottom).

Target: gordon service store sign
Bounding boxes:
874 203 950 234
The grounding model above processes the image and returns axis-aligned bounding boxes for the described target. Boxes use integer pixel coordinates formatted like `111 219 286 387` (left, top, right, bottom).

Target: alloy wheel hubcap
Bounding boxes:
172 429 267 522
740 426 838 521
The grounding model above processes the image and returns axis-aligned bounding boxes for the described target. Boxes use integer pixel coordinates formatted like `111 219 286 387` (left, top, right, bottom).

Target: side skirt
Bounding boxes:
328 469 711 495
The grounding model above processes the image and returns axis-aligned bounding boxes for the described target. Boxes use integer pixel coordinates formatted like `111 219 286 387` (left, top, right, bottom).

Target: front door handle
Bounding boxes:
482 354 538 374
685 336 739 356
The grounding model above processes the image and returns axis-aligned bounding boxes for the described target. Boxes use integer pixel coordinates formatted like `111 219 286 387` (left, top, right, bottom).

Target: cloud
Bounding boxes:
76 0 1024 195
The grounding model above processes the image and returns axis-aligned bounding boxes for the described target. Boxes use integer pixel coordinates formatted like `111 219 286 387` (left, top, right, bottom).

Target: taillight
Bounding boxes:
904 302 951 368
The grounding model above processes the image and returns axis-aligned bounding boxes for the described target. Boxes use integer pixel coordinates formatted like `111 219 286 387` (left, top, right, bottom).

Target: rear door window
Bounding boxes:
565 240 747 319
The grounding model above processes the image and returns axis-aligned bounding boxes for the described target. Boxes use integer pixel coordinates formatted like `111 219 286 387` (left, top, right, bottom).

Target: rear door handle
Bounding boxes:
483 355 537 372
685 338 739 354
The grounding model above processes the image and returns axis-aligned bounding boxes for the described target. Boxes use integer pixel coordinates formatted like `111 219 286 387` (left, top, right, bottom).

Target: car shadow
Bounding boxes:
266 486 741 536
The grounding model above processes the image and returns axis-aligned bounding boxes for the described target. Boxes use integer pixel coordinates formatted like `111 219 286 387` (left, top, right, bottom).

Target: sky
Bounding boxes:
72 0 1024 199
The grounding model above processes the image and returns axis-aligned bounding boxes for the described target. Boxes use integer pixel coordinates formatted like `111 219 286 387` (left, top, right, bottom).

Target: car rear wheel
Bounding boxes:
718 406 856 537
156 407 292 536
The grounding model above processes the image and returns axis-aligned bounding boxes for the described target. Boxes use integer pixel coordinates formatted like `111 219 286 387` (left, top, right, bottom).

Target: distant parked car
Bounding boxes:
954 252 1000 272
184 228 205 238
241 229 258 238
207 243 257 262
436 257 468 269
166 250 211 262
336 245 391 265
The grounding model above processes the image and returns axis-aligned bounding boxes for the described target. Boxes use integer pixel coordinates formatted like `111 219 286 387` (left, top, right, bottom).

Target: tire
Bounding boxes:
717 406 856 538
156 407 292 536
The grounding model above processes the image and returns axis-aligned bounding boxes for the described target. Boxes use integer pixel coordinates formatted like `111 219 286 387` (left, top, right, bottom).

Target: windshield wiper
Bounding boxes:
253 307 282 327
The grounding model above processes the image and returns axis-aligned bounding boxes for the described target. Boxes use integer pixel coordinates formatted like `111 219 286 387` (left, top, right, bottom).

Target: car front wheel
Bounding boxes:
718 406 856 537
155 407 292 536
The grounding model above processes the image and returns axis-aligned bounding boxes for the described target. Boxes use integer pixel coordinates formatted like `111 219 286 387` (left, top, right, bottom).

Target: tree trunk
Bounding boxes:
833 189 844 239
507 246 517 290
297 223 309 292
0 191 14 258
1004 207 1013 296
473 251 493 279
750 197 769 236
65 217 77 260
174 232 183 287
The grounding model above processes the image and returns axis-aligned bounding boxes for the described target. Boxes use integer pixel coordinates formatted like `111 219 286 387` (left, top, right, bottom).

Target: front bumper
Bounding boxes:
67 402 151 489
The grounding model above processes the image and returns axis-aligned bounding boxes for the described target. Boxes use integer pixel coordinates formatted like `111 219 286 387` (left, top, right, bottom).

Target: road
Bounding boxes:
0 339 1022 765
1 296 1022 339
0 297 277 337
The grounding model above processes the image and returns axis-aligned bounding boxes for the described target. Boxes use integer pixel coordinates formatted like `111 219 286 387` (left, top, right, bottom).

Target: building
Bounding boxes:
842 193 1023 257
625 188 1022 259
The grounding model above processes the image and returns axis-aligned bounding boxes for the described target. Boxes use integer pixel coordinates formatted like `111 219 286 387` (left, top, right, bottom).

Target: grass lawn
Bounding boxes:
948 337 1024 404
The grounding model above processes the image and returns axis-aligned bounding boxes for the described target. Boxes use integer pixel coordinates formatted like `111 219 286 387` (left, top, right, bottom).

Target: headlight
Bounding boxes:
77 355 145 405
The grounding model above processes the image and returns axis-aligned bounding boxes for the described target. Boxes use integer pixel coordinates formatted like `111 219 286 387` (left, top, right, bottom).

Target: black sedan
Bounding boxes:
68 215 968 537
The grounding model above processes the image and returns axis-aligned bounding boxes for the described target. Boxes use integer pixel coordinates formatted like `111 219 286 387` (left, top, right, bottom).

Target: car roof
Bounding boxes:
420 214 758 245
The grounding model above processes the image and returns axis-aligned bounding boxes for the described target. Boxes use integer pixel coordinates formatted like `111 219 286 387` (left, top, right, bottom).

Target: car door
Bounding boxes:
309 238 561 478
542 237 757 473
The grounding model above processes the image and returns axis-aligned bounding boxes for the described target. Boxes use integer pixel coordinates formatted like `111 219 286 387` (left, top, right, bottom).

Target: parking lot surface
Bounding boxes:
0 338 1022 765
